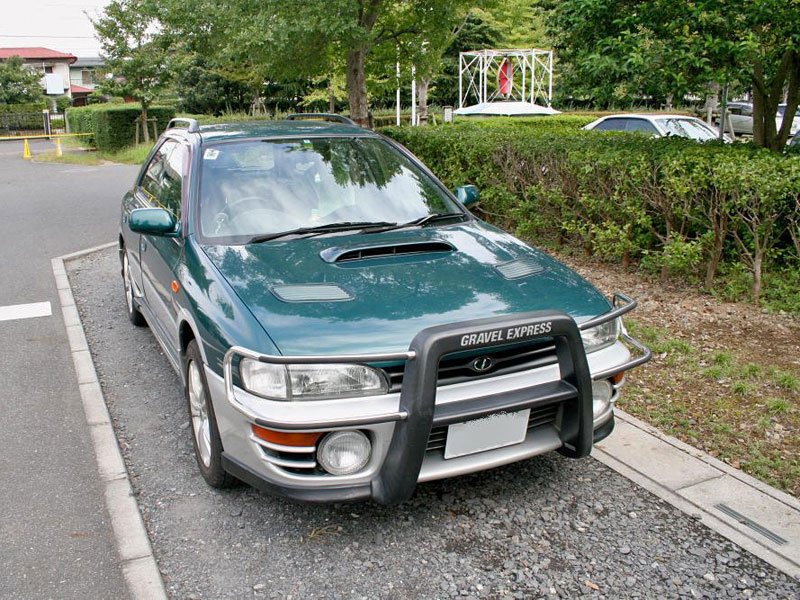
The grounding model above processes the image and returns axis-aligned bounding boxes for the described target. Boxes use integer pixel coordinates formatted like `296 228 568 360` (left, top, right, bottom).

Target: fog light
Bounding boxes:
592 379 614 418
317 430 371 476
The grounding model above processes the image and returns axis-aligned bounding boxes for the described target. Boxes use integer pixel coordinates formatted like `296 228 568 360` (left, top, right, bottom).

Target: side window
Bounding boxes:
139 140 184 219
593 118 628 131
160 144 185 218
626 119 659 134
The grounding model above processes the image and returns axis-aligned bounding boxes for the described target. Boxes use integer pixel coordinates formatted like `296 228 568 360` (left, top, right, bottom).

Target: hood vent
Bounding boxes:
271 284 352 302
321 241 454 264
496 257 545 280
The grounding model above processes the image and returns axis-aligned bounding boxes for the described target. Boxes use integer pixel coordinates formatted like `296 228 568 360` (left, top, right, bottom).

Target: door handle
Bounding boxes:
140 238 147 252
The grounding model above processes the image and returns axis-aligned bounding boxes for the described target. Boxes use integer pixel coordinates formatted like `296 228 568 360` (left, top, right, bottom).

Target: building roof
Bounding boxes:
73 57 104 68
0 47 77 64
70 84 94 94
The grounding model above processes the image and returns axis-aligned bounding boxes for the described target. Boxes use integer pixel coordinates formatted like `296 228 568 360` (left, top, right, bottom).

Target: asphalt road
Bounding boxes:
0 141 139 599
70 247 798 599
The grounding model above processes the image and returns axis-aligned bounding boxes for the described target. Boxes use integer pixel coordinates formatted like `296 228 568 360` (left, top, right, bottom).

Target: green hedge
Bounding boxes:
382 120 800 307
66 104 175 151
0 101 48 114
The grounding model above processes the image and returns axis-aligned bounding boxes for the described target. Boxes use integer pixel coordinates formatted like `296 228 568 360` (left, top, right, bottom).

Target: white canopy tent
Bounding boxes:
453 101 560 117
455 49 556 118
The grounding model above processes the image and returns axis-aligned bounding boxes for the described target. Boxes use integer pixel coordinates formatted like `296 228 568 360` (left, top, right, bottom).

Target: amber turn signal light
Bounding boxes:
251 425 322 447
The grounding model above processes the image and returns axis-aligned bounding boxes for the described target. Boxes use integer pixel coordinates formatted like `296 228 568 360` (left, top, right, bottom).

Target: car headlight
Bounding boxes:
580 318 620 353
239 359 388 400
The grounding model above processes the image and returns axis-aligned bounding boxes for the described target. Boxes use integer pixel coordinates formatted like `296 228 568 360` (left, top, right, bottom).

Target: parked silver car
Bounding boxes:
718 102 800 137
583 114 726 142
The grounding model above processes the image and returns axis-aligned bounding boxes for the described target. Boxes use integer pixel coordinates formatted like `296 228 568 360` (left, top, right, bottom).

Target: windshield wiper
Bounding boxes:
247 221 396 244
361 212 466 234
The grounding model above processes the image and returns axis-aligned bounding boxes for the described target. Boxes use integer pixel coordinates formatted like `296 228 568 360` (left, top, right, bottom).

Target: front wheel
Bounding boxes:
122 250 146 327
185 340 236 488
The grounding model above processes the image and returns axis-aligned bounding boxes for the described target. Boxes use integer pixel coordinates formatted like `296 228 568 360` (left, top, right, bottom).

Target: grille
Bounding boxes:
383 339 558 393
426 402 562 453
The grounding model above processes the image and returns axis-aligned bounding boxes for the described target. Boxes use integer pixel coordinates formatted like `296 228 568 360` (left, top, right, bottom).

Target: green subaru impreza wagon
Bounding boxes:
119 114 650 504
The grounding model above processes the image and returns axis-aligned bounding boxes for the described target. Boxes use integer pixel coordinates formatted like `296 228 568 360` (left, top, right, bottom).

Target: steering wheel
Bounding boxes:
214 196 305 236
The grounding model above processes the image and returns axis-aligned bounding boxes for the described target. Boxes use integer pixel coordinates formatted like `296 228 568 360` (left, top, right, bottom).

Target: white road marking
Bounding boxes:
0 301 52 322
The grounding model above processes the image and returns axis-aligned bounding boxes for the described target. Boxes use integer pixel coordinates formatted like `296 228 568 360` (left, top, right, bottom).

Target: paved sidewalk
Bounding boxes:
595 410 800 580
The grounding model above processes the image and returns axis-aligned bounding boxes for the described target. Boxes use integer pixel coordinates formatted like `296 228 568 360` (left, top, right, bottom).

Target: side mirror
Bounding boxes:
129 208 180 236
455 185 480 207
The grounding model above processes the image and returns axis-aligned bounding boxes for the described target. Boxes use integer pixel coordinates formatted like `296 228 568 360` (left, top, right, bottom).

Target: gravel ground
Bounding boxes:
69 248 799 599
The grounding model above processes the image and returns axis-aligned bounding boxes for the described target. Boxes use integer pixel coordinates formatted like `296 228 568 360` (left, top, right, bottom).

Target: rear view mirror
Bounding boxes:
455 185 480 207
129 208 180 236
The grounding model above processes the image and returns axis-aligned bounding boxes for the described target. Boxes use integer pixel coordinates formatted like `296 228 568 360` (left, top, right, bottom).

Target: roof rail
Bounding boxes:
286 113 358 127
167 117 200 133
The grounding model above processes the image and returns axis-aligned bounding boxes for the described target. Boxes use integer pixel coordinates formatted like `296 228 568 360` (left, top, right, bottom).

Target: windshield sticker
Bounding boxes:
204 149 220 160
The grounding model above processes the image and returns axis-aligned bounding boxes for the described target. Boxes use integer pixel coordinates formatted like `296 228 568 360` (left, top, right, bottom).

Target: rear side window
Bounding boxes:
593 118 629 131
140 139 185 218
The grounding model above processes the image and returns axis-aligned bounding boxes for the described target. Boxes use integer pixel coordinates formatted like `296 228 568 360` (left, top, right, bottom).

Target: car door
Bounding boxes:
136 138 188 368
732 104 753 134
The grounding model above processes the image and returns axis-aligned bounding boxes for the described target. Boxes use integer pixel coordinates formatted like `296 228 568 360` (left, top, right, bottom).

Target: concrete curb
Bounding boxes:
52 241 168 600
595 409 800 581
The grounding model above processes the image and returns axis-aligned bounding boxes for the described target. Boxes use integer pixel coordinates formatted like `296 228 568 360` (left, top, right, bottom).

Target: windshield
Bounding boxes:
198 137 462 243
656 118 718 141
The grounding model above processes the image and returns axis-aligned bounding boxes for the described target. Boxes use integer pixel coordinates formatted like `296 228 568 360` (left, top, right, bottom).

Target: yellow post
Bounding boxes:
23 138 31 159
55 138 63 157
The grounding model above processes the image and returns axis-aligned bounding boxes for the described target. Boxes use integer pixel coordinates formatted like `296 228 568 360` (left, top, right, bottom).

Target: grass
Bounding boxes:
32 141 153 166
105 143 153 164
620 319 800 496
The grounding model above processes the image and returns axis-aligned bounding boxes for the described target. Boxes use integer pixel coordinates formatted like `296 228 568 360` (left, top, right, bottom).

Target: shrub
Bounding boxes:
381 120 800 310
66 104 175 151
54 95 72 113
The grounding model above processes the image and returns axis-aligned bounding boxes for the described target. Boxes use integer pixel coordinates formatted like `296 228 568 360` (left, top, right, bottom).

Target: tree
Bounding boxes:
215 0 486 125
0 56 44 105
93 0 171 142
543 0 800 150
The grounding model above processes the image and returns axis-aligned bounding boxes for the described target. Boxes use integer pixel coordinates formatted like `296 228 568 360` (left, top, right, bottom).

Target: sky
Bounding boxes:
0 0 110 57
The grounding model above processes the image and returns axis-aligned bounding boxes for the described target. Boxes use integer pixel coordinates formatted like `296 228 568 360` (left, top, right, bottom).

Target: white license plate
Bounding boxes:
444 409 530 459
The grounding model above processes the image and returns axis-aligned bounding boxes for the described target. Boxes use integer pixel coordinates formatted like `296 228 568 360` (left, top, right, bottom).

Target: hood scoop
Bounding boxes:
320 241 455 264
496 257 545 280
270 284 352 303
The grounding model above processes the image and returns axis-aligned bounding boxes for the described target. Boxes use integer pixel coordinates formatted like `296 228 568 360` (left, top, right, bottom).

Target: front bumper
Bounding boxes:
209 294 650 504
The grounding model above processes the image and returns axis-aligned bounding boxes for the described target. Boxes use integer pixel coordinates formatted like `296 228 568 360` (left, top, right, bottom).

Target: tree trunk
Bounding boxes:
752 51 800 151
141 105 149 143
329 82 336 114
418 77 430 125
752 251 763 303
347 47 369 126
704 220 726 290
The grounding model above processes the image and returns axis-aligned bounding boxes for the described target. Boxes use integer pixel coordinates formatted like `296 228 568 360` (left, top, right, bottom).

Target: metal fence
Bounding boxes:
0 111 66 137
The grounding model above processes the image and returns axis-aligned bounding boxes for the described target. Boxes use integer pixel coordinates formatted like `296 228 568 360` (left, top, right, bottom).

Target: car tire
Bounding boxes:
122 250 147 327
184 340 237 488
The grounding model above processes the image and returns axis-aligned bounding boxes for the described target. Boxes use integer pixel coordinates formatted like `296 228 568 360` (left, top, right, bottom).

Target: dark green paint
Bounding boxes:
120 118 612 378
201 220 609 357
129 208 180 236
